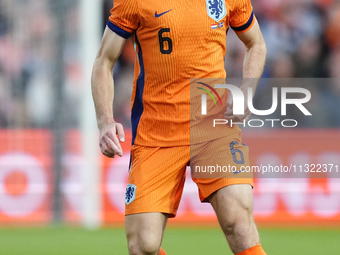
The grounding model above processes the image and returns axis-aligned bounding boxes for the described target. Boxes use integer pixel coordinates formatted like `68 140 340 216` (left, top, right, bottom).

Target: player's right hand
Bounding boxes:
99 122 125 158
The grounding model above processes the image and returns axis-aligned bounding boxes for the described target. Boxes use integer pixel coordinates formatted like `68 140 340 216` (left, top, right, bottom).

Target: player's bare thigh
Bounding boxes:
208 184 254 218
126 213 168 255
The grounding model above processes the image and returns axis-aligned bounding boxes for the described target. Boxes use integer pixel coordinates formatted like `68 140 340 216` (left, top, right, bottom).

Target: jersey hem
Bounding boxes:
133 141 191 148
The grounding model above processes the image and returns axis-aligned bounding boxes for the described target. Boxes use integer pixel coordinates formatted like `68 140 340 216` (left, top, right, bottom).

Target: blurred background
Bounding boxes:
1 0 340 129
0 0 340 254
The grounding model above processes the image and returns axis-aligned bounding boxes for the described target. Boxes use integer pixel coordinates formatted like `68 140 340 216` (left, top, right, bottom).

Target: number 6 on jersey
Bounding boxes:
158 28 172 54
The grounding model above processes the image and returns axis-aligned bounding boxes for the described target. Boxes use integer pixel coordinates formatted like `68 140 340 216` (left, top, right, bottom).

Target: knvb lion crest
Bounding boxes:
125 184 136 205
206 0 226 22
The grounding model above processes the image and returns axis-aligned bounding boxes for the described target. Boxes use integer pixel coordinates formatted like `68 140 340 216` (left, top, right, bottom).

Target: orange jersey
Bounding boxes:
108 0 255 146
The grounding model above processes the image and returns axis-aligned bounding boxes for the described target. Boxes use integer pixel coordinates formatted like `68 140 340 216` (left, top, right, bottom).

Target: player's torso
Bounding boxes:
135 0 230 77
132 0 231 146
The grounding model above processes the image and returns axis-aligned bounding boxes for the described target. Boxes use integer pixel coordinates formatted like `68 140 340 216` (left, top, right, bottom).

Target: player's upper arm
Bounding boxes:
236 18 266 50
95 0 139 68
95 28 127 69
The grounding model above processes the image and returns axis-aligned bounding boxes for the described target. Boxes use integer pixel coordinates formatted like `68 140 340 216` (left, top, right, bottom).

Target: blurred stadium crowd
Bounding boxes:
0 0 339 129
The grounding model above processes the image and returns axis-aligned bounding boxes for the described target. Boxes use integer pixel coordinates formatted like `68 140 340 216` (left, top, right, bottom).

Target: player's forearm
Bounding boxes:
243 40 267 79
241 40 267 99
91 58 115 130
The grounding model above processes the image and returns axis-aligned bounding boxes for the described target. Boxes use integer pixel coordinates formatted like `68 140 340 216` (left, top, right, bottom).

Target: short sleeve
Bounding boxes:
107 0 139 39
229 0 255 34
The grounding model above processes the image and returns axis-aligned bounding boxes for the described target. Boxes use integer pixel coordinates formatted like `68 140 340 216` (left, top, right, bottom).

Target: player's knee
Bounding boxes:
225 219 253 237
128 236 160 255
223 205 254 236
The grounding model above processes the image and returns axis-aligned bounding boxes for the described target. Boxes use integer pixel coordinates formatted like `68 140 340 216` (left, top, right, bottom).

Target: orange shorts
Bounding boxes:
125 133 253 217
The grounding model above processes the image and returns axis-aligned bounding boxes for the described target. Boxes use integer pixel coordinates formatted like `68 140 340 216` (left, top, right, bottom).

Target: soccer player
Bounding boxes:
92 0 267 254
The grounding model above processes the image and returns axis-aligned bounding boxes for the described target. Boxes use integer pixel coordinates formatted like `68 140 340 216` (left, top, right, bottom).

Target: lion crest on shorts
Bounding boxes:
125 184 136 205
206 0 226 22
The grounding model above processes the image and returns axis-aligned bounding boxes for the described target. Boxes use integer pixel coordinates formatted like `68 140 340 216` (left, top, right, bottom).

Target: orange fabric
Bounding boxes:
234 15 255 34
190 78 242 145
236 244 267 255
125 132 253 216
125 145 189 217
229 0 254 29
159 247 167 255
191 132 253 202
108 0 255 147
108 0 139 34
